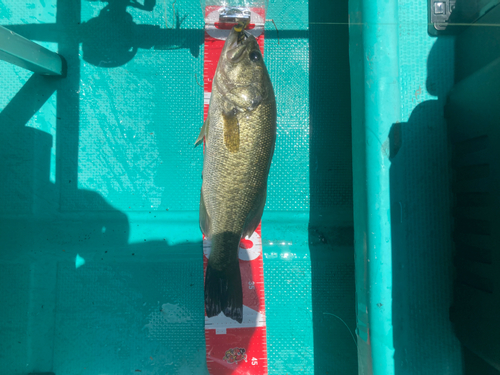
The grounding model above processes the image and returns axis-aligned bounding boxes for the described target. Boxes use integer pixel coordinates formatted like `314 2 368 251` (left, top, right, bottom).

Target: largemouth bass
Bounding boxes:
195 24 276 323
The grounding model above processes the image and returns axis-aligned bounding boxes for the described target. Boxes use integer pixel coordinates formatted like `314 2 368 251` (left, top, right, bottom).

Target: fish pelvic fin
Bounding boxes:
205 262 243 324
195 115 210 148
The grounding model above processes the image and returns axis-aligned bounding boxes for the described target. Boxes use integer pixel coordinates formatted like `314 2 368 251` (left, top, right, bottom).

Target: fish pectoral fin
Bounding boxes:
195 115 210 148
222 110 240 152
242 187 267 239
200 190 212 238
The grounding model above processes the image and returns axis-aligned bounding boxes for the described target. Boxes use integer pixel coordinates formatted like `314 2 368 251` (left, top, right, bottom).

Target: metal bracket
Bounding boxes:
218 7 251 24
429 0 500 36
429 0 457 35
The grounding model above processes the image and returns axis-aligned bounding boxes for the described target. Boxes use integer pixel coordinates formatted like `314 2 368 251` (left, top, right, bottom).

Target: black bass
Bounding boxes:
195 24 276 323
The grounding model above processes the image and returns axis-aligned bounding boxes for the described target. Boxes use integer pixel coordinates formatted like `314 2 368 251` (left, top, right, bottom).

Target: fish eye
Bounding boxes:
249 51 261 62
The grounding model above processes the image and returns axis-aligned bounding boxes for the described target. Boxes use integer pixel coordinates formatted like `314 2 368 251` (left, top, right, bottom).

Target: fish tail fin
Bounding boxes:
205 262 243 324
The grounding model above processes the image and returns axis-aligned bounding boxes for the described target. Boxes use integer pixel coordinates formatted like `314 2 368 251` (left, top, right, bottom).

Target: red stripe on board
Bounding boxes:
214 22 256 30
203 6 268 374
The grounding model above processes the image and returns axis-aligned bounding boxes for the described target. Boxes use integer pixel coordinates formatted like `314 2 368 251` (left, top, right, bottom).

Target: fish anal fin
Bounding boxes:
242 187 267 239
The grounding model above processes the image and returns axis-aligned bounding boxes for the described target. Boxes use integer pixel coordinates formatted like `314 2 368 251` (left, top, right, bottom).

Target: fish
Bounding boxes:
195 23 276 323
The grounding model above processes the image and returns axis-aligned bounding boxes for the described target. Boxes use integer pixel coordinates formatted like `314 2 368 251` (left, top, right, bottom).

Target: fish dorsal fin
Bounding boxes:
222 110 239 152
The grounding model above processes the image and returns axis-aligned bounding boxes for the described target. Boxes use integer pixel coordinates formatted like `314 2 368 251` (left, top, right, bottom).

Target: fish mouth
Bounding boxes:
234 19 250 41
225 26 252 62
235 22 250 45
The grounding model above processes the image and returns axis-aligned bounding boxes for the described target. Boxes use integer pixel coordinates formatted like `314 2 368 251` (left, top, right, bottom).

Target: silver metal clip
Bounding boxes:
218 7 251 23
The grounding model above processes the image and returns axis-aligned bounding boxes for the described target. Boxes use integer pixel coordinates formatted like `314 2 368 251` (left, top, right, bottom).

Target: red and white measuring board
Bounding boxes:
203 5 268 375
